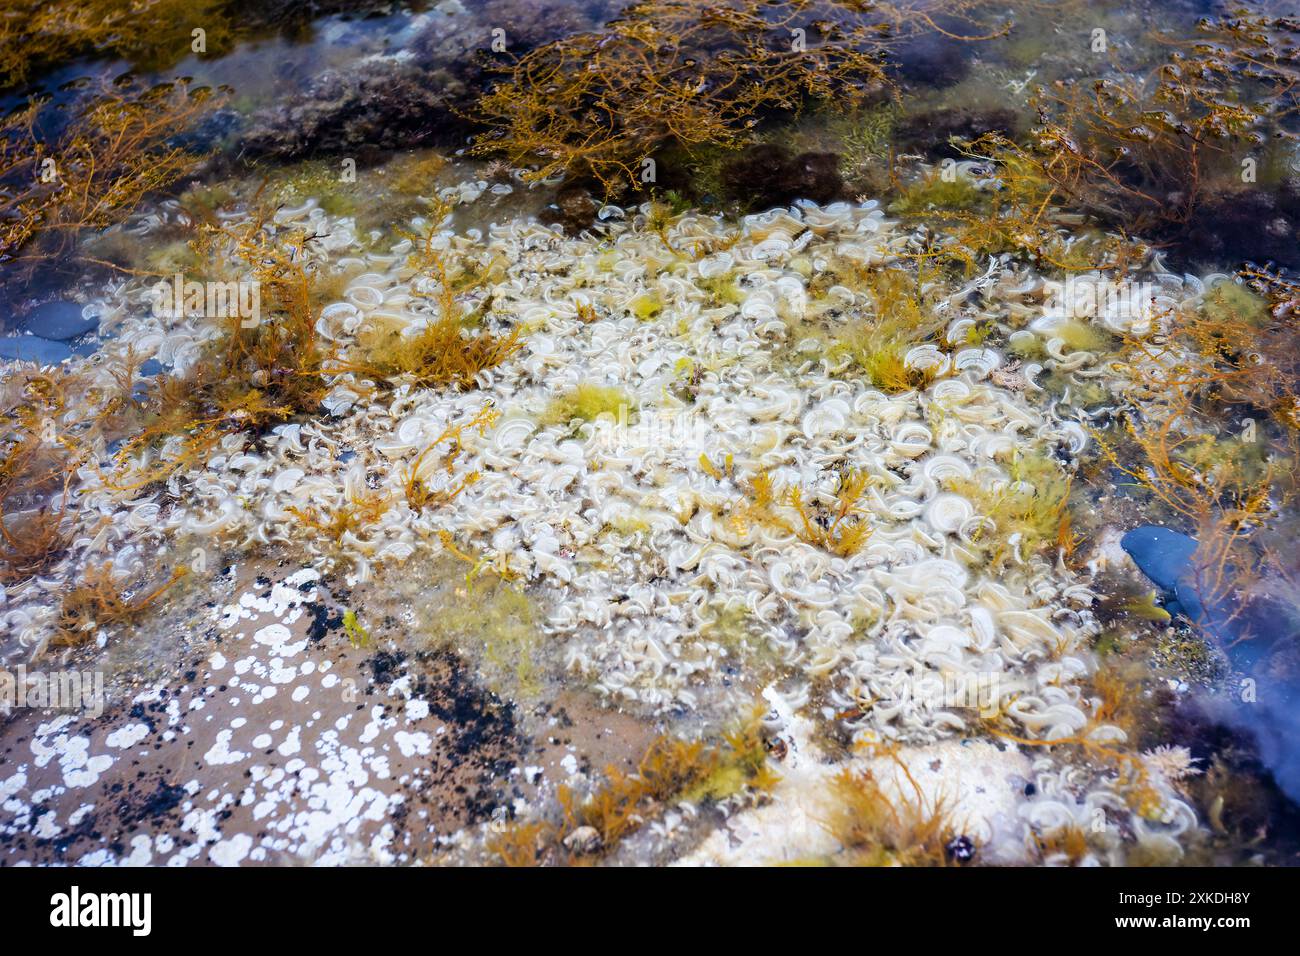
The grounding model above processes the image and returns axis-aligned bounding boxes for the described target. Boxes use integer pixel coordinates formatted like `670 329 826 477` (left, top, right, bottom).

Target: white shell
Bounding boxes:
925 493 974 534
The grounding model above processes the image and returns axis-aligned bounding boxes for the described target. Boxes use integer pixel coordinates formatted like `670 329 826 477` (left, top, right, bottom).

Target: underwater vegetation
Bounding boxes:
828 745 962 866
1085 270 1300 808
416 554 542 698
829 265 947 391
51 560 186 650
1100 275 1299 651
346 217 522 389
728 466 874 558
0 371 80 585
946 450 1075 567
896 132 1134 274
106 210 335 492
0 80 224 294
403 404 499 514
487 705 777 865
470 0 1005 194
0 0 404 92
981 664 1183 842
0 0 228 90
540 384 631 428
989 12 1300 265
5 0 1300 869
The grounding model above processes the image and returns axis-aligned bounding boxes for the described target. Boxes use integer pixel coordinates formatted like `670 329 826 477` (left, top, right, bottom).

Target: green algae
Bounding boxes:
946 449 1073 563
542 384 633 427
1054 320 1114 353
267 160 364 218
697 275 745 308
890 175 983 216
343 608 371 648
418 556 547 700
1201 281 1270 328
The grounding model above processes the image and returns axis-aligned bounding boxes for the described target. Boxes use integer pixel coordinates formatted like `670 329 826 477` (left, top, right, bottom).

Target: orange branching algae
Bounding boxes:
404 405 499 512
51 562 188 650
0 0 230 90
730 467 874 557
285 489 393 545
0 372 86 584
106 210 335 492
965 13 1300 247
833 265 948 388
348 229 522 389
0 504 71 585
829 743 961 866
488 705 778 865
471 0 1005 194
558 736 718 849
790 470 875 558
1099 275 1298 639
982 665 1167 822
1 80 224 285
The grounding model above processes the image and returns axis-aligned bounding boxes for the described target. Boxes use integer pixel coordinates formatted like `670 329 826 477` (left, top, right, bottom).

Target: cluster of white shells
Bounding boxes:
0 169 1231 858
15 196 1069 713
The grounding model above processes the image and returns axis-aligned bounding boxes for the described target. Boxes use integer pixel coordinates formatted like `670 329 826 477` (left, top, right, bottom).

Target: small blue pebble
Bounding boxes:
20 301 99 341
0 335 74 365
1121 524 1259 661
1120 525 1198 594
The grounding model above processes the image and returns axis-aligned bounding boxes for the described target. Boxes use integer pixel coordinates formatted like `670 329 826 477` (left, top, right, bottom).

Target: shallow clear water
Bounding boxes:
1 0 1298 868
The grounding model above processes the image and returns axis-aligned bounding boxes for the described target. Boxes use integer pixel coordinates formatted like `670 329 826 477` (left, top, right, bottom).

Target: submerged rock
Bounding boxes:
721 144 844 209
240 0 607 161
19 300 98 341
1172 181 1300 271
539 185 601 235
241 58 471 159
1124 524 1300 803
896 107 1019 160
892 33 972 89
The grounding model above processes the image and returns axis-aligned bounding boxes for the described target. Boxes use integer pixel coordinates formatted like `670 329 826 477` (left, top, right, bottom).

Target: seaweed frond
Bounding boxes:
51 562 187 649
470 0 1005 195
540 385 631 428
946 451 1074 566
789 469 875 557
349 229 521 389
828 745 962 866
832 266 946 391
729 466 875 557
107 208 337 492
404 405 499 511
487 704 778 865
1 79 224 289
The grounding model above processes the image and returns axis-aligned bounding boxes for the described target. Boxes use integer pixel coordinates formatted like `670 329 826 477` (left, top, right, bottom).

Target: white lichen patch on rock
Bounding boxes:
0 569 527 865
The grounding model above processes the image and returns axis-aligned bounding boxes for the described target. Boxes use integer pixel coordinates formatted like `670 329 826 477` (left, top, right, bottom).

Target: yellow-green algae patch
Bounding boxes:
541 384 634 427
411 555 548 701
